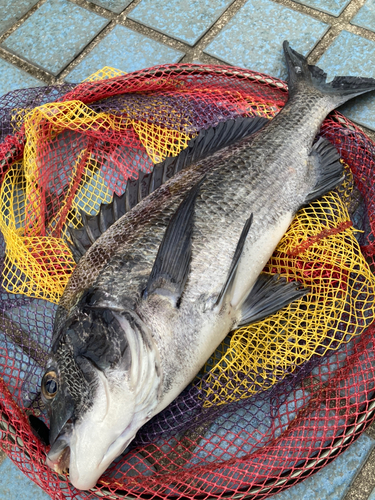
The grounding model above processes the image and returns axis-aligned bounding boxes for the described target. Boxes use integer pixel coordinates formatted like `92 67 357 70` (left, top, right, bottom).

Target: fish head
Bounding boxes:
42 290 162 490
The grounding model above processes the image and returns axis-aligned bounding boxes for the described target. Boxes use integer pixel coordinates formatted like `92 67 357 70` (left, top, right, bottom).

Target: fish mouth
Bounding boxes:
46 439 71 475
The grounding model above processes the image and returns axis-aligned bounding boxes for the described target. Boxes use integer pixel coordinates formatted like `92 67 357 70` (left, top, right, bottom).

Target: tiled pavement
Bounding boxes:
1 0 375 498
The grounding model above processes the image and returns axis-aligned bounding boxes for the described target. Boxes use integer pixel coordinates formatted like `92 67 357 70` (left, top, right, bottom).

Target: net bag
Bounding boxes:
1 64 375 500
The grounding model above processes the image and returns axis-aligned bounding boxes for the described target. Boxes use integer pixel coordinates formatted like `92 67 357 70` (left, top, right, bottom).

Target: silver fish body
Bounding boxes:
41 42 375 490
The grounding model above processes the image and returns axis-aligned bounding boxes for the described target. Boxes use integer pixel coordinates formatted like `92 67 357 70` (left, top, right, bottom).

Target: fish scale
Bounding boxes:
40 42 375 491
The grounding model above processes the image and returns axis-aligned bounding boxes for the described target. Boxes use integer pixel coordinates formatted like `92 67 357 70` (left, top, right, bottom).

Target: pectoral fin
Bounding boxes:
304 137 344 205
143 179 203 306
238 273 309 326
215 215 253 308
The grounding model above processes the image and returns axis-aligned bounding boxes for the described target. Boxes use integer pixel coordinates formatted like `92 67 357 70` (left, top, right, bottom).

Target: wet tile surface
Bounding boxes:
0 457 51 500
66 25 184 82
1 0 109 75
128 0 235 45
351 0 375 32
317 30 375 130
88 0 132 12
271 434 375 500
0 57 45 97
292 0 351 16
0 0 40 36
204 0 329 79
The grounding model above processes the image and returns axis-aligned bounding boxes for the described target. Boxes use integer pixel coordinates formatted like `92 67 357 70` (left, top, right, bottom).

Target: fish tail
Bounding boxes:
283 40 375 108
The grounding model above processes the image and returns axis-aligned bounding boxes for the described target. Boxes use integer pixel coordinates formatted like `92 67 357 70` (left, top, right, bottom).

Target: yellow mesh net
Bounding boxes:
200 184 375 405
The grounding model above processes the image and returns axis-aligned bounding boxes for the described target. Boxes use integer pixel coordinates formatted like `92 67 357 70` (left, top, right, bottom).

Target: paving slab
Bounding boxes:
271 434 375 500
127 0 235 45
203 0 329 79
0 0 40 37
65 25 185 82
88 0 133 12
0 456 51 500
292 0 351 16
317 30 375 130
350 0 375 31
0 57 45 96
1 0 109 75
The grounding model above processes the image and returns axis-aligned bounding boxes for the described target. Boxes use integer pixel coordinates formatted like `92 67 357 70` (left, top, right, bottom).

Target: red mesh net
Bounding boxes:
0 64 375 500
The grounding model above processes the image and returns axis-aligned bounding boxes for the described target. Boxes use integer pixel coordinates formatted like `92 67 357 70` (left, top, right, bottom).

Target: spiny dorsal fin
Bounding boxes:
67 116 269 262
238 273 309 326
143 179 203 307
158 116 269 182
304 137 344 205
215 214 253 308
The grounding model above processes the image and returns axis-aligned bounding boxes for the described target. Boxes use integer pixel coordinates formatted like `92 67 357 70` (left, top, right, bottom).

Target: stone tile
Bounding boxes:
65 25 184 82
351 0 375 32
204 0 329 80
343 446 375 500
0 457 51 500
1 0 109 75
0 58 45 97
292 0 350 16
271 433 375 500
317 31 375 131
127 0 235 46
88 0 132 13
0 0 40 36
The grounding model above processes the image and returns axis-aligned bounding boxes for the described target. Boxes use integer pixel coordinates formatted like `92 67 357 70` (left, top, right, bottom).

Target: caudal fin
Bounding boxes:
283 41 375 107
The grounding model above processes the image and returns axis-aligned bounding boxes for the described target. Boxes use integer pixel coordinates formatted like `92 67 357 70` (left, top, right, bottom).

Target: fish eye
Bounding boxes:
41 371 58 400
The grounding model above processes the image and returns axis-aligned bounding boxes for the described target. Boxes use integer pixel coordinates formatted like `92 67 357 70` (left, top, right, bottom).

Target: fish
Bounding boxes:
40 42 375 490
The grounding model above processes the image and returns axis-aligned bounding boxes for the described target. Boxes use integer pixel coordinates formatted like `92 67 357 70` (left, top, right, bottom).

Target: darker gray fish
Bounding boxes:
40 42 375 490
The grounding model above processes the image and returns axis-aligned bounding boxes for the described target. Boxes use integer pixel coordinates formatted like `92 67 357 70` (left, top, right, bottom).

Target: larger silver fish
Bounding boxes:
41 42 375 490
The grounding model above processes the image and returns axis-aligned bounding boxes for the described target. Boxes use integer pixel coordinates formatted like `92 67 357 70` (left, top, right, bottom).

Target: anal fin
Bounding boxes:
304 137 344 205
239 273 309 326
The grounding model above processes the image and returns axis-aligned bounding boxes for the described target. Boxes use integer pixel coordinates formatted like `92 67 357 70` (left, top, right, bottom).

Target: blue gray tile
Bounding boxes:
127 0 235 46
351 0 375 32
271 433 375 500
204 0 329 80
1 0 109 75
65 25 184 82
0 58 45 97
88 0 132 13
292 0 350 16
0 457 51 500
317 31 375 130
0 0 40 36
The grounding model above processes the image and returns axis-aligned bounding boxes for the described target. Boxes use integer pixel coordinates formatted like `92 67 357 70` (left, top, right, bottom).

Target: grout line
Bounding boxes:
0 449 6 467
178 0 250 62
0 0 48 45
121 18 189 53
67 0 118 18
0 46 56 85
56 21 117 82
343 441 375 500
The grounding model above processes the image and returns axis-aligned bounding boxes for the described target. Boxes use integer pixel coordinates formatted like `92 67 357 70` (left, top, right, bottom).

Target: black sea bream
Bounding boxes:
40 42 375 490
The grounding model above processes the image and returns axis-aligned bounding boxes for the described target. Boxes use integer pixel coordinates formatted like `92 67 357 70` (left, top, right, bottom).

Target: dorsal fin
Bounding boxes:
67 116 269 262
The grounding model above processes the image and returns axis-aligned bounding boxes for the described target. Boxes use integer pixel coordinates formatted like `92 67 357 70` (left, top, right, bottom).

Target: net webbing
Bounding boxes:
0 64 375 500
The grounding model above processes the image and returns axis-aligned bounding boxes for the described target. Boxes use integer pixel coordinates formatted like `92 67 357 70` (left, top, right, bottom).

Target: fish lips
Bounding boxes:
47 436 71 474
47 389 75 450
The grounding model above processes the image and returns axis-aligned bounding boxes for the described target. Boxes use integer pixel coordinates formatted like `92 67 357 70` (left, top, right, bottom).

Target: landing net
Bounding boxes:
0 64 375 500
